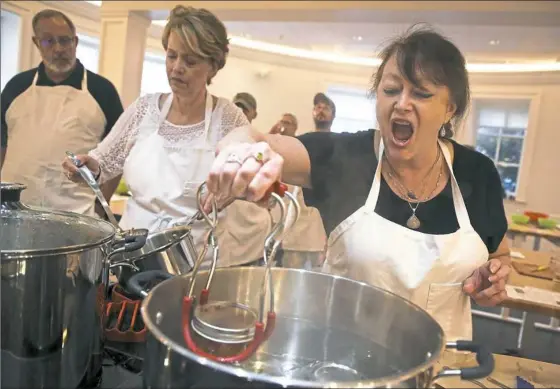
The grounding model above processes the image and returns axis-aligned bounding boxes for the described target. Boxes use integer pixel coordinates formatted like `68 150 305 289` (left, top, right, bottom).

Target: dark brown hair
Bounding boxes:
370 24 470 138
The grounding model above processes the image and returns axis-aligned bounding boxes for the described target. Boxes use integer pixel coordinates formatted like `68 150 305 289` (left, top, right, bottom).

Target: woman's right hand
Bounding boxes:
206 141 284 207
61 154 101 183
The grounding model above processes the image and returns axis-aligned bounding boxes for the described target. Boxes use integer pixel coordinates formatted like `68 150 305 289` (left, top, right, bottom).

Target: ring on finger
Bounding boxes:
246 151 265 165
225 153 243 166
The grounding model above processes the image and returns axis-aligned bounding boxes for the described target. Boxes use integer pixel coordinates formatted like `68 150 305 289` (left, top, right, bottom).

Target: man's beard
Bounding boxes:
45 58 76 74
314 118 332 131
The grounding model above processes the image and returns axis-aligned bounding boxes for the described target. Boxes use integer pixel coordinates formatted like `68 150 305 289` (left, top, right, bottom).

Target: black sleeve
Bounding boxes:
1 70 36 148
482 159 508 253
87 71 124 139
296 131 337 207
1 88 9 148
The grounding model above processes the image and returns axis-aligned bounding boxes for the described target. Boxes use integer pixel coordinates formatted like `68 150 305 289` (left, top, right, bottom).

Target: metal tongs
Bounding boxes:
181 181 300 363
65 151 121 229
66 151 148 272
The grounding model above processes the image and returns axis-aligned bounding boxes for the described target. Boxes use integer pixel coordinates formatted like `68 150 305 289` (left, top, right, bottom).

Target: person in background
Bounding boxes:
233 92 258 123
1 9 123 216
269 114 327 269
62 5 270 268
269 113 298 137
205 26 511 342
312 92 336 132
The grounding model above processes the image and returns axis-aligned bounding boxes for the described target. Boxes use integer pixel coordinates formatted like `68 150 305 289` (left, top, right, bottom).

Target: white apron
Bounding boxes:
3 69 106 216
282 186 327 252
119 93 269 267
323 140 489 341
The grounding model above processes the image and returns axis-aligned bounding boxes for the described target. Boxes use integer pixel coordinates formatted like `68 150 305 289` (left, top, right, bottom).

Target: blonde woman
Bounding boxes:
62 5 270 267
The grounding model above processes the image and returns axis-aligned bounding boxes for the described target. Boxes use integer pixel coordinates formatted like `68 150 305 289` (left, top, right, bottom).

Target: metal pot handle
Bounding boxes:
433 341 494 382
126 270 174 299
108 229 149 259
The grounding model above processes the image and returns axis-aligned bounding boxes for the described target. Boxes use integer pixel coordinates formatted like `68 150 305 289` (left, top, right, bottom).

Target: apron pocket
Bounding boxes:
426 282 472 341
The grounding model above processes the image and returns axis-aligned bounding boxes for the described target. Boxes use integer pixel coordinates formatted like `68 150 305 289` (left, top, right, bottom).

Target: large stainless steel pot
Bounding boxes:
138 183 493 388
141 267 493 388
0 183 148 389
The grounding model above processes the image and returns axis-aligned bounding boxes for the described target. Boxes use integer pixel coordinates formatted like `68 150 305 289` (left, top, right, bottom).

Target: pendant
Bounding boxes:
406 214 421 230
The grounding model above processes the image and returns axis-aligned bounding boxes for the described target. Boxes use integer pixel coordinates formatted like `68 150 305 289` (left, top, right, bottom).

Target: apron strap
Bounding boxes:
32 69 40 86
159 93 174 125
82 68 88 91
203 91 213 141
438 139 472 230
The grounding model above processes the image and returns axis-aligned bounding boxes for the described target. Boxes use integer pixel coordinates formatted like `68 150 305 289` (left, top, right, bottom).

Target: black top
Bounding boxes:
1 59 123 148
298 129 508 254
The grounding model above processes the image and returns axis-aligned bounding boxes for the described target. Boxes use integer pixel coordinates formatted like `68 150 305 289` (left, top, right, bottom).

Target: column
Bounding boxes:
98 9 150 108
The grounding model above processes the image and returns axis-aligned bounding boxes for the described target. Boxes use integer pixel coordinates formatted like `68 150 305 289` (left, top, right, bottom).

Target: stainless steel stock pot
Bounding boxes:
0 183 147 389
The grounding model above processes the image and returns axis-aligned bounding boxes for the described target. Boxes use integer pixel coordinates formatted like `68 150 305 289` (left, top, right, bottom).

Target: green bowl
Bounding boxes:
511 214 530 225
538 218 557 229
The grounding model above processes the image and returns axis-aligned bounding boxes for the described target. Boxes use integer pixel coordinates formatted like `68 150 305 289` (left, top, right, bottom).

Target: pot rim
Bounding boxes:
141 267 446 388
1 208 117 260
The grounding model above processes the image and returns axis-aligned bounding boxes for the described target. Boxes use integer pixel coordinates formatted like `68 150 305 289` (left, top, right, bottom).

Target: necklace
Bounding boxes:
383 148 443 230
384 147 440 201
403 162 444 229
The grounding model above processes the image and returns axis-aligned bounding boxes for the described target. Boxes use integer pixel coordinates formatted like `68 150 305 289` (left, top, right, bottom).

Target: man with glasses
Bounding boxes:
269 113 298 137
1 9 123 216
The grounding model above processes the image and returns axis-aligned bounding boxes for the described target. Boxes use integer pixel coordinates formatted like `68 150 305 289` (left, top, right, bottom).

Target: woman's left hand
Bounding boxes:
463 257 511 307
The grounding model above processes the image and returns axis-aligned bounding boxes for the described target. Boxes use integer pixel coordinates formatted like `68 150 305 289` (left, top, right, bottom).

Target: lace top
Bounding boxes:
90 93 248 184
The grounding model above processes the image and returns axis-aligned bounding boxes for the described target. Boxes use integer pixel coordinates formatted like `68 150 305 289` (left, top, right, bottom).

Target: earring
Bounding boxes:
439 125 446 138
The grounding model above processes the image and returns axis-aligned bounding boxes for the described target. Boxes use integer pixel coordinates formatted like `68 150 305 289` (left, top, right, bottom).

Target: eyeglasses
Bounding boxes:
36 36 75 48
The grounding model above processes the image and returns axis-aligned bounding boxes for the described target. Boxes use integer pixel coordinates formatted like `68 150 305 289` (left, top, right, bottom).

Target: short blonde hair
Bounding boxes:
162 5 229 84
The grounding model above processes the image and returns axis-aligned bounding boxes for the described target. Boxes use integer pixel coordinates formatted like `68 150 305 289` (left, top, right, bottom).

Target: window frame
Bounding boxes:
462 86 542 203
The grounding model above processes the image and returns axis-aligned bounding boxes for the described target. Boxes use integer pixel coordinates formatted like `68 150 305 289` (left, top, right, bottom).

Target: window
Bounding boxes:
1 10 21 91
473 99 530 198
76 33 100 73
141 52 171 96
326 86 376 133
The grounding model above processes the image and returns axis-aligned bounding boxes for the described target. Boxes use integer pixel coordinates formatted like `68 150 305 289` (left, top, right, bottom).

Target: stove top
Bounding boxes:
100 342 143 389
100 363 142 389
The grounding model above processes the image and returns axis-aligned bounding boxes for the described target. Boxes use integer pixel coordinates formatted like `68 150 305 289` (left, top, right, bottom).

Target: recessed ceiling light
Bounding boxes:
489 40 500 46
353 36 363 41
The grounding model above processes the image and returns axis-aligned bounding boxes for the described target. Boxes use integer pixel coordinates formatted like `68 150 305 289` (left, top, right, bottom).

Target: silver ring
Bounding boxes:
225 153 243 165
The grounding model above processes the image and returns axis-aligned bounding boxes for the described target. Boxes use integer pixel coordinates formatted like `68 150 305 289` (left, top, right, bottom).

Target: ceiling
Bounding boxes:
222 21 560 63
87 1 560 64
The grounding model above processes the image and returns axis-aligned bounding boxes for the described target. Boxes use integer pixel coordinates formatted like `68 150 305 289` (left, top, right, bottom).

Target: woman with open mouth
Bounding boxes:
205 25 511 342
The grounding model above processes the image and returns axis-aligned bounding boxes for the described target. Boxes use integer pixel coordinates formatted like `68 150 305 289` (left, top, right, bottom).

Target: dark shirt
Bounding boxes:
298 129 508 254
1 59 123 148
